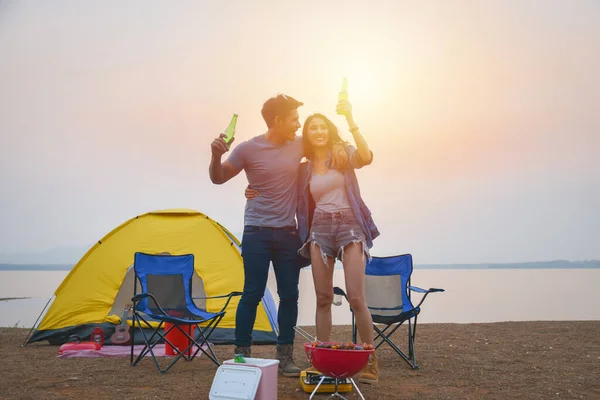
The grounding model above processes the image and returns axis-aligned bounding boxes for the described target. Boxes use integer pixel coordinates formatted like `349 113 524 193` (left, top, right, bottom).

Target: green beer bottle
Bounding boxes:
223 114 238 147
337 78 348 115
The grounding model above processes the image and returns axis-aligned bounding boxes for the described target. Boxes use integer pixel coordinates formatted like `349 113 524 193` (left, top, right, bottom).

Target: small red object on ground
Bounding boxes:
90 327 105 346
164 322 196 357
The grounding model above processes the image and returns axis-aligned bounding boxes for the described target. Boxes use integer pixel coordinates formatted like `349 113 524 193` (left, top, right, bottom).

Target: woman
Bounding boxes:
246 99 380 383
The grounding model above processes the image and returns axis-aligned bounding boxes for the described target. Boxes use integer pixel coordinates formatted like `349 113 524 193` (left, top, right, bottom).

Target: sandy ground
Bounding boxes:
1 321 599 399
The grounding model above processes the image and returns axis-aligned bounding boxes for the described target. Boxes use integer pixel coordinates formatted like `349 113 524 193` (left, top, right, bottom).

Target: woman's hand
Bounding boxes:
336 99 353 120
330 142 348 171
245 185 259 200
337 99 372 167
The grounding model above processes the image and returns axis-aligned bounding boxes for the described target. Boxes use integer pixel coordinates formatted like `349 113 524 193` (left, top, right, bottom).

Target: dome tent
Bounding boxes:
24 209 278 346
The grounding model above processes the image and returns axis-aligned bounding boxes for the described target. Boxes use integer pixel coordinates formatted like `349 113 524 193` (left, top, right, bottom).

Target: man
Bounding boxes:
209 94 305 377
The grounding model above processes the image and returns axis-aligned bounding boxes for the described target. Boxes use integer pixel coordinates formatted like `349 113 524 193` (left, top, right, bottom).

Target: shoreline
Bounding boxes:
0 297 32 301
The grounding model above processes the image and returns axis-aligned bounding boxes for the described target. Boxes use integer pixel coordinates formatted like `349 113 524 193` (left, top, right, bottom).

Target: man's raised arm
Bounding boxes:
209 134 242 184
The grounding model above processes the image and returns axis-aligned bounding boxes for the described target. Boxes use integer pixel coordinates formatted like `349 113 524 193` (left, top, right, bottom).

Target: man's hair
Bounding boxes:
261 94 304 128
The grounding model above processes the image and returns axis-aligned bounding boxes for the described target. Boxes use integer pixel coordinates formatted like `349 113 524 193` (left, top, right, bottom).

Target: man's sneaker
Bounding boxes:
358 351 379 384
276 344 301 377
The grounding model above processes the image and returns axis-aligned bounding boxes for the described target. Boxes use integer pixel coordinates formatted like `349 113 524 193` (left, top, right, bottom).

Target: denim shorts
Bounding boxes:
298 209 369 265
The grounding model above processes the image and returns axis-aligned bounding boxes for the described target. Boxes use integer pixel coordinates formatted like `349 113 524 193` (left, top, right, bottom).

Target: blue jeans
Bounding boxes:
235 225 301 347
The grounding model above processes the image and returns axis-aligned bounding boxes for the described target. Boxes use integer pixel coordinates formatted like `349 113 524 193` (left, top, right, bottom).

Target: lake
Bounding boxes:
1 268 599 328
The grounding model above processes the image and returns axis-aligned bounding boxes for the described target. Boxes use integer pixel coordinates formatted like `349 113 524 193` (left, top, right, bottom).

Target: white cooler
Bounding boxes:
218 357 279 400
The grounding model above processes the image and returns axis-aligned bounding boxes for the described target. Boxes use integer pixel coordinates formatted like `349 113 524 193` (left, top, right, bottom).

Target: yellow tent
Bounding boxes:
25 209 278 345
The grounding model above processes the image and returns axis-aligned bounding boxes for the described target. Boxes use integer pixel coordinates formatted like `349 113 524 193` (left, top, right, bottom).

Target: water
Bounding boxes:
278 268 600 326
0 271 68 328
1 269 599 328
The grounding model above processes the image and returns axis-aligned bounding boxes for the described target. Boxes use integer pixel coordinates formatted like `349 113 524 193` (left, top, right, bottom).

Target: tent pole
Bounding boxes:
21 295 54 347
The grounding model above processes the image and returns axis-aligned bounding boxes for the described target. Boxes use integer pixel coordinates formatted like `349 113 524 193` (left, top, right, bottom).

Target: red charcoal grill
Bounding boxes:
296 327 372 400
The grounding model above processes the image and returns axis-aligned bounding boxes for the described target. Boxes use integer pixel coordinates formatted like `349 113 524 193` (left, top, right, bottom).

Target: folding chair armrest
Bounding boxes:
409 286 444 310
132 292 150 302
131 292 170 316
192 291 243 314
192 291 243 300
408 286 445 294
333 286 355 314
333 286 348 300
219 291 242 312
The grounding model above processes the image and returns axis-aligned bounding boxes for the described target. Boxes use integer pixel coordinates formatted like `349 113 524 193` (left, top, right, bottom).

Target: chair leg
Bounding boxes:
131 315 194 374
194 329 220 366
130 312 225 372
372 319 420 370
165 314 224 367
134 317 170 362
130 317 135 365
407 316 418 369
176 322 218 365
351 311 357 344
153 322 210 374
131 314 165 373
374 323 401 349
191 314 224 366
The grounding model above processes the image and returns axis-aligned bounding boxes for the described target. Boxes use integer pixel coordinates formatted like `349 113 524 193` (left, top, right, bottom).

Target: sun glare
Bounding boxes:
342 61 381 101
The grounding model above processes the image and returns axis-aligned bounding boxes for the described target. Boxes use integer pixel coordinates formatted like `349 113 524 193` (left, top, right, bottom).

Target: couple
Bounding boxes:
209 93 380 383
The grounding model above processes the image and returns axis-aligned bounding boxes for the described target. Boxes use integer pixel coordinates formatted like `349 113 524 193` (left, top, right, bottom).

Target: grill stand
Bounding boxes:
309 376 365 400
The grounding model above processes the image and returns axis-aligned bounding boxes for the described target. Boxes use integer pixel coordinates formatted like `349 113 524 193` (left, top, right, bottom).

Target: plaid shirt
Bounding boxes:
296 144 380 267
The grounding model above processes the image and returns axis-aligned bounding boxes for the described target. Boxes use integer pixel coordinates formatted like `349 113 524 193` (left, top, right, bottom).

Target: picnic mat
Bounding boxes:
57 343 210 358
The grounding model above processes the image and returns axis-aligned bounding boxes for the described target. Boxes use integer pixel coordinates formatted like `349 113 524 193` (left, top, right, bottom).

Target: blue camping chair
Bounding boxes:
334 254 444 369
129 252 241 373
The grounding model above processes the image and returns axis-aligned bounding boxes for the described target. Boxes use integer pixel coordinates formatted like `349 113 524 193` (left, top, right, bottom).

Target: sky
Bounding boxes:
0 0 599 264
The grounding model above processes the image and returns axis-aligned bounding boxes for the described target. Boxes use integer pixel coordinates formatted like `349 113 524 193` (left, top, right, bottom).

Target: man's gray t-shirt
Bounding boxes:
227 135 304 228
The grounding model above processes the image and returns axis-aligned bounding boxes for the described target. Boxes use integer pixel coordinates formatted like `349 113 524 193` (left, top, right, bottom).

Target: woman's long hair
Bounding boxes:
302 113 346 162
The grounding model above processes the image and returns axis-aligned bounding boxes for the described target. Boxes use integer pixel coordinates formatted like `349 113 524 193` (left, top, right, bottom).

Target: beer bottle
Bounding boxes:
337 78 348 115
223 114 238 146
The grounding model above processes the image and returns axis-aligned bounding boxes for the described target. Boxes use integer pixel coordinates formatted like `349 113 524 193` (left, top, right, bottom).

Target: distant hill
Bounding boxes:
0 232 245 265
0 264 73 271
416 260 600 269
0 258 598 271
1 242 598 271
0 245 91 265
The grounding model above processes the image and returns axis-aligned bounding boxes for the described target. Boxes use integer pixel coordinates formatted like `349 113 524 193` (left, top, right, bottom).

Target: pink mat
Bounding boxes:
57 343 210 358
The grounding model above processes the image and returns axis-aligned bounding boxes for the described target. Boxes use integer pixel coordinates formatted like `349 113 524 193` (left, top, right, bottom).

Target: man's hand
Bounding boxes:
245 185 259 200
209 134 241 184
211 133 234 158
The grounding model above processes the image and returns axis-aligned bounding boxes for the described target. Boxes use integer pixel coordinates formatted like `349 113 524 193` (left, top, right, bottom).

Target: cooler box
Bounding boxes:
210 365 262 400
223 357 279 400
164 322 195 356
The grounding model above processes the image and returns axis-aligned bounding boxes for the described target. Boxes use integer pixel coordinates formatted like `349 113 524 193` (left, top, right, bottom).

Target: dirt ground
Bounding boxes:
1 321 599 400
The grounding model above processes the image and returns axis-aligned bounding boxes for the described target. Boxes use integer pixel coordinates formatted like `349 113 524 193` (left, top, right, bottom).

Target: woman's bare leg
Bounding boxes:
342 242 374 345
310 244 336 342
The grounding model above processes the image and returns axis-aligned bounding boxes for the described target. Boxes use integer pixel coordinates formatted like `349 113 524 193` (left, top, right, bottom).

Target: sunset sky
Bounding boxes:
1 0 599 263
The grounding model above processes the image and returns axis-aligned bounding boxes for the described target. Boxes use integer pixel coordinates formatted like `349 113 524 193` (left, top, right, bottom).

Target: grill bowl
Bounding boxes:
303 342 374 378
